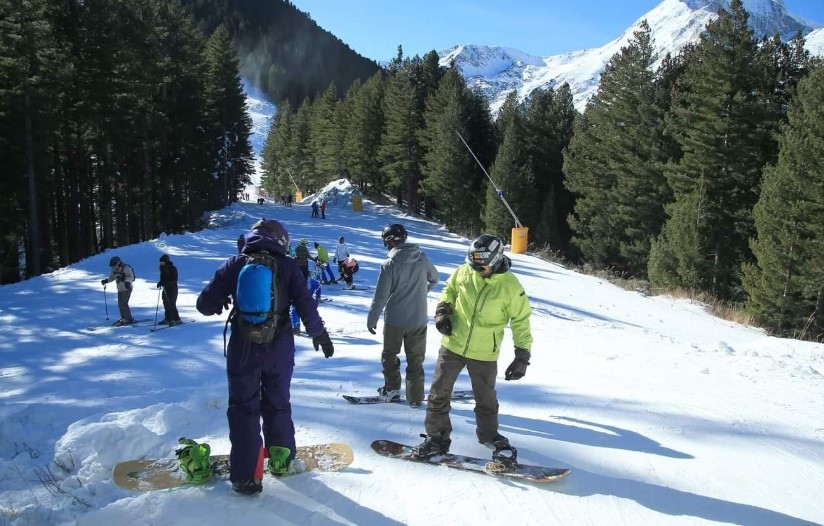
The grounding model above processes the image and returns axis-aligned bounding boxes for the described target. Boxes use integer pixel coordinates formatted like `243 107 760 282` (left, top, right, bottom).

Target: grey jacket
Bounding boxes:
104 263 135 293
367 242 439 329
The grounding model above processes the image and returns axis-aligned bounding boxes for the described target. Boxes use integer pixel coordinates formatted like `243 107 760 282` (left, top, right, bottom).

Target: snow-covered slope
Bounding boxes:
441 0 821 113
241 79 276 188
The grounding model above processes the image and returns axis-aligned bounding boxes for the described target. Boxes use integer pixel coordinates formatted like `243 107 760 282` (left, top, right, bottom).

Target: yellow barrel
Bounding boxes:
352 195 363 212
295 191 303 203
510 226 529 254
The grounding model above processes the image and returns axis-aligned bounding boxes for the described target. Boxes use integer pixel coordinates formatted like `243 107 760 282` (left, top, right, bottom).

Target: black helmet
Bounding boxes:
109 256 121 267
381 224 407 248
159 254 170 263
466 234 504 271
251 218 289 249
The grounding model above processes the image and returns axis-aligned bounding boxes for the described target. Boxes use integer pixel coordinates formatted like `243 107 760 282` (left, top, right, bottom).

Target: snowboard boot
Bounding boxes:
174 437 213 483
231 478 263 494
377 386 400 402
414 434 451 459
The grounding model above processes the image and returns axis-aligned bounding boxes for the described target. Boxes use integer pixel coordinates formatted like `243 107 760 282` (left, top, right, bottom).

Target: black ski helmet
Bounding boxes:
109 256 121 267
251 218 289 250
466 234 504 271
381 224 407 248
159 254 170 263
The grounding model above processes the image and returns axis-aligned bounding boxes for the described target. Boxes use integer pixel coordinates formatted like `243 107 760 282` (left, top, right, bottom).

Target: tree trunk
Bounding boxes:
24 87 41 277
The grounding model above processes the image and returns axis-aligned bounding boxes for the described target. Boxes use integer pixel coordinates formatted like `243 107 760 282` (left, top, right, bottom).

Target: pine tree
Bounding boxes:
742 64 824 339
0 0 66 277
483 92 531 241
380 59 423 209
291 97 314 196
203 24 254 207
651 0 776 299
420 66 479 234
342 72 386 192
524 83 576 251
309 82 344 188
261 99 293 197
565 21 670 275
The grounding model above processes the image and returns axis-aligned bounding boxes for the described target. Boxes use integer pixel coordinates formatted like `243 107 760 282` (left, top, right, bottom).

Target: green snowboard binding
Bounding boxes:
175 437 213 483
266 446 292 476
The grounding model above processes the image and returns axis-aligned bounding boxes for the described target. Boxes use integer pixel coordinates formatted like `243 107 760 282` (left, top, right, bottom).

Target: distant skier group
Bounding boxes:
99 254 181 327
99 210 533 496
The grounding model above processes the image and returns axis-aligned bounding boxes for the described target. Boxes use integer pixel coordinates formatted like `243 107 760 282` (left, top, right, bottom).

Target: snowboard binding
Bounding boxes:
175 437 213 483
486 444 519 472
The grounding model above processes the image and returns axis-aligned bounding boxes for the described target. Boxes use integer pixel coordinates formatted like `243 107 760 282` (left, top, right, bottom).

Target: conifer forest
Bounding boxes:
2 0 823 339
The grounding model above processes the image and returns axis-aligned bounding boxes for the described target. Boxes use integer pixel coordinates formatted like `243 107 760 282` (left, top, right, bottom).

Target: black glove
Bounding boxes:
101 279 107 286
434 302 453 336
218 298 231 315
332 257 337 264
367 326 376 335
312 330 334 358
157 282 162 289
504 347 531 381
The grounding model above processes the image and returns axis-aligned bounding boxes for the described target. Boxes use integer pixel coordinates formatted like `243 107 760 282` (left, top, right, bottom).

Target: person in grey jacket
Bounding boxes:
367 224 439 406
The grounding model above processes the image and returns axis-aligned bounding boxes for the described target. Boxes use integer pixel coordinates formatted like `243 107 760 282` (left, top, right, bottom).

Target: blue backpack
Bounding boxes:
235 252 280 343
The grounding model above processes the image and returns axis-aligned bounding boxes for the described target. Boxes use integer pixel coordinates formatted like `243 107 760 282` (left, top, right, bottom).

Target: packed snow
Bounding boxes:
1 179 823 525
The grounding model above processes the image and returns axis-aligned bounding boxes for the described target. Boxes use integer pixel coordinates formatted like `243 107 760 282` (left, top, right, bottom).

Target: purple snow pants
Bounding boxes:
226 332 296 481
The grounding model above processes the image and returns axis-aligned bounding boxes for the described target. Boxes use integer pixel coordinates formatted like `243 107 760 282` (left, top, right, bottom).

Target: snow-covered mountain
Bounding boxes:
440 0 822 113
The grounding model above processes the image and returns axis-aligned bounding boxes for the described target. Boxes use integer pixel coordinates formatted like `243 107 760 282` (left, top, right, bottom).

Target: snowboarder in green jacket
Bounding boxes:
415 234 532 463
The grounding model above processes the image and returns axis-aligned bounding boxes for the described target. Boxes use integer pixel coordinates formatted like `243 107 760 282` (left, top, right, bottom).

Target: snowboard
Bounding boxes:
343 390 475 405
86 318 152 331
371 439 571 483
149 319 196 332
113 443 353 492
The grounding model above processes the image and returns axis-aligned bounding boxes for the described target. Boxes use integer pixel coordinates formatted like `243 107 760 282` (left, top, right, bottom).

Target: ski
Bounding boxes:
343 390 475 405
149 319 196 332
86 319 153 331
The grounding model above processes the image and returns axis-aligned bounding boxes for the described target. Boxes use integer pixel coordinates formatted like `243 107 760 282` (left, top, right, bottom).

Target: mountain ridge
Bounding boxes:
439 0 822 113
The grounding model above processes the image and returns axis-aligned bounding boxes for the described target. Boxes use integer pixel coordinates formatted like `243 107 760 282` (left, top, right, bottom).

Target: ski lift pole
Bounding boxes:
284 167 303 203
455 131 522 228
284 167 301 193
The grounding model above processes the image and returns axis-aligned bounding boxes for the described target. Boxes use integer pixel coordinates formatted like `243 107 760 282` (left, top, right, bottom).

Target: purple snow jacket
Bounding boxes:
197 232 326 340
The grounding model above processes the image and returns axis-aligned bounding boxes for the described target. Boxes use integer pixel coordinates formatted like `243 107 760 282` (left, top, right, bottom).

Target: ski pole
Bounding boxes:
153 287 162 328
103 284 109 320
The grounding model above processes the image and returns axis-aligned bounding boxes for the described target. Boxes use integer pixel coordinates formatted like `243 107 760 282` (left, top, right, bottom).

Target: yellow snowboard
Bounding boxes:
113 443 353 492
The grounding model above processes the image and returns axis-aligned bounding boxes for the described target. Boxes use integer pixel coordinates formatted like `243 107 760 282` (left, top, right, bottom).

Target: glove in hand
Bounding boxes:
101 279 107 286
367 326 376 335
157 282 162 289
504 347 531 381
332 257 337 264
434 302 453 336
312 330 334 358
218 298 231 315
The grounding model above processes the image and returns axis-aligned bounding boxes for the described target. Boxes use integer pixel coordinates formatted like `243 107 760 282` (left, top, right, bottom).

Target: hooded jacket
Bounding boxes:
105 263 135 293
196 232 325 339
438 257 532 361
367 242 438 329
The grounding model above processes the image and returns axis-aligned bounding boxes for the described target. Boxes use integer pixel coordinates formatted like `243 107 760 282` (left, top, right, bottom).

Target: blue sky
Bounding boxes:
289 0 824 61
